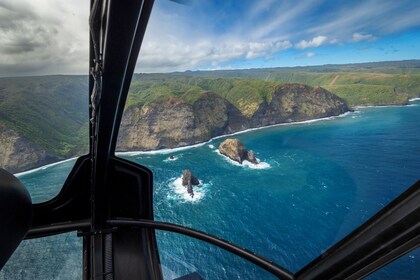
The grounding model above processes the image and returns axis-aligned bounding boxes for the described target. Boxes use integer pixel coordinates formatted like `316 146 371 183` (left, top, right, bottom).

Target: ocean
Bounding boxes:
1 100 419 279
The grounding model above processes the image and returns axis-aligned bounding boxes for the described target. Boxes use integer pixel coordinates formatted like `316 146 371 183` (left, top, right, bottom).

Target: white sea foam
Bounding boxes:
208 144 215 149
168 177 209 203
163 156 178 162
211 112 353 141
409 97 420 102
215 150 271 169
355 104 411 109
116 141 210 156
14 157 78 177
242 160 271 169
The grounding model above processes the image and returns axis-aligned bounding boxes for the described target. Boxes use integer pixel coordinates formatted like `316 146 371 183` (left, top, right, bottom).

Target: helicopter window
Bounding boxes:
116 0 420 278
0 0 418 279
0 0 89 202
0 232 82 279
156 230 278 280
365 248 420 280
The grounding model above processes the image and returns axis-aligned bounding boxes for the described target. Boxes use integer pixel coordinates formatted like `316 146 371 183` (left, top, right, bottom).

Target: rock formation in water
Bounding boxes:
247 150 258 164
218 138 258 164
182 169 200 197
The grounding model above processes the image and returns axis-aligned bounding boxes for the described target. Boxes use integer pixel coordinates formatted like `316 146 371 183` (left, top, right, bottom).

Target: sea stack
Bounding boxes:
218 138 258 164
182 169 200 197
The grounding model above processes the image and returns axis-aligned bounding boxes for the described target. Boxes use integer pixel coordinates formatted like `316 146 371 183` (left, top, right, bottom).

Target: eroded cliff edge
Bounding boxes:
117 84 349 151
0 124 61 173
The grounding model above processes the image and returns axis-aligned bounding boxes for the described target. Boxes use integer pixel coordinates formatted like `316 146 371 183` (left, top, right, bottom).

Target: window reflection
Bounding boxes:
156 230 278 280
0 233 82 280
366 248 420 280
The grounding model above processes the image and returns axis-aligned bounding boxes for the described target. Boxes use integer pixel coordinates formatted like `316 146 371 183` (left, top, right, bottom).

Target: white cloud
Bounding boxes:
350 32 377 42
137 38 292 72
0 0 89 76
306 52 316 57
295 36 328 49
307 0 420 41
2 0 420 76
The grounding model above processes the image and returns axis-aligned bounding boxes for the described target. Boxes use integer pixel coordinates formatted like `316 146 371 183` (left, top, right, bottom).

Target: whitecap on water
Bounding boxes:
208 144 215 149
163 156 178 162
215 150 271 169
167 177 210 203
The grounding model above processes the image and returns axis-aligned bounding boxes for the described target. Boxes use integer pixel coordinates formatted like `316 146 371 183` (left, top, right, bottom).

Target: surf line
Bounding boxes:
117 111 353 157
14 157 78 177
15 111 354 174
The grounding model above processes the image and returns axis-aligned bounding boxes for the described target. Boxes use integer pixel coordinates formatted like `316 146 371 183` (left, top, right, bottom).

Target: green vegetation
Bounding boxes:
1 60 419 160
323 84 407 106
0 75 89 157
127 77 279 117
133 61 420 107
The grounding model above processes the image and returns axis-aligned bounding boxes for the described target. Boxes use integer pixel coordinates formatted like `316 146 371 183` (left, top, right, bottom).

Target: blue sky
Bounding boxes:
138 0 420 72
1 0 419 76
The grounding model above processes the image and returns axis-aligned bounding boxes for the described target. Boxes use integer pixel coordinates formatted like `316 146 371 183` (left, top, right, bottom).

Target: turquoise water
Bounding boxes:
1 102 420 279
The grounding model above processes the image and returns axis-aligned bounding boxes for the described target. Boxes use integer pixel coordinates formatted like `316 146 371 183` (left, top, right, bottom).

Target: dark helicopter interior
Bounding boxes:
0 0 419 279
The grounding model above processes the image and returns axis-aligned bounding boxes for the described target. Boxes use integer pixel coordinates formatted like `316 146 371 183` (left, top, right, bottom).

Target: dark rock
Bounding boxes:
247 150 258 164
182 169 200 197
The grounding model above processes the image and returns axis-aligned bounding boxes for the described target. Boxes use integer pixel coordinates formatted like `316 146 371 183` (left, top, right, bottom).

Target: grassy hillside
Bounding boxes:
127 77 279 118
134 61 420 107
0 75 89 157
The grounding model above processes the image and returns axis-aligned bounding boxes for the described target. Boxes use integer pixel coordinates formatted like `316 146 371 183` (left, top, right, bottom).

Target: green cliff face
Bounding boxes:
117 92 250 150
0 124 61 173
117 82 349 151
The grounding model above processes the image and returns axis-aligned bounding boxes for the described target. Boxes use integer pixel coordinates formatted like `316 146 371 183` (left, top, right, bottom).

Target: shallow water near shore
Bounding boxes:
2 101 420 279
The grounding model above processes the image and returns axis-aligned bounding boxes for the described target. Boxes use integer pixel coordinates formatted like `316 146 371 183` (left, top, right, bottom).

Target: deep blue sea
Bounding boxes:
1 101 420 279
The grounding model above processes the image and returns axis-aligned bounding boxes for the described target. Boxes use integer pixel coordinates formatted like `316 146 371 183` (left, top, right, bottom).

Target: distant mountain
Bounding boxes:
1 60 419 172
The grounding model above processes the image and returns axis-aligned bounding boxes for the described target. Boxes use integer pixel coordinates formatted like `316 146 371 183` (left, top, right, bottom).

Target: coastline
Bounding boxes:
354 98 420 109
15 99 419 174
117 111 353 156
14 156 78 177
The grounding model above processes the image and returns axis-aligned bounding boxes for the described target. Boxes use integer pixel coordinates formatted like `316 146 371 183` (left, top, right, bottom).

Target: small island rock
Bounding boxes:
247 150 258 164
218 139 247 164
218 138 258 164
182 169 200 197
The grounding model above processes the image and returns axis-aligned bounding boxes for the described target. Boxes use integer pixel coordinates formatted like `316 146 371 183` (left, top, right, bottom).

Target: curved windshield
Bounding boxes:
0 0 89 201
1 0 419 279
117 0 420 277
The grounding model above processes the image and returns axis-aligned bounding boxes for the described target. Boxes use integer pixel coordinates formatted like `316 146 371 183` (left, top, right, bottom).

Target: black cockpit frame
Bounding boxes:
0 0 418 279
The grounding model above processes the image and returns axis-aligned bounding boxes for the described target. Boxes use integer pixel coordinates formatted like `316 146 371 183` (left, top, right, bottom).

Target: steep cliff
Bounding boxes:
117 84 349 151
0 124 61 173
251 84 349 126
117 92 249 151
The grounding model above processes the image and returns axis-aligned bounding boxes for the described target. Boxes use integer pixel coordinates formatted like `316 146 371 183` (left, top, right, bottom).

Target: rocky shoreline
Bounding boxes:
117 84 349 152
3 84 350 173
